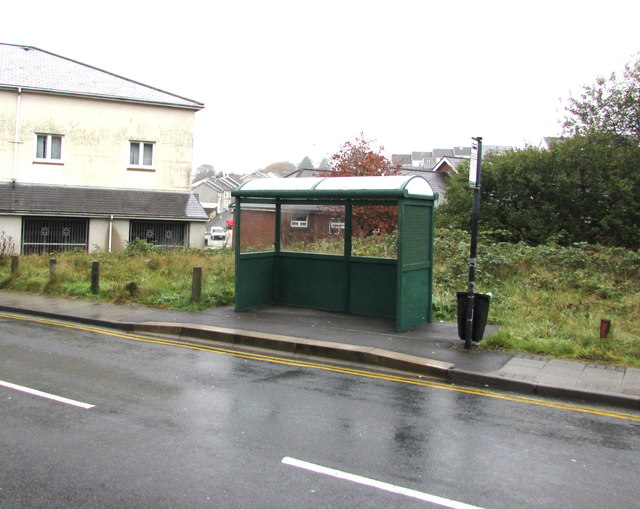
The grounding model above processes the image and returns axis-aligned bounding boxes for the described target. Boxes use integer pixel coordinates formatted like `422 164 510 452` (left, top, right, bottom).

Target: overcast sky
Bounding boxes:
4 0 639 173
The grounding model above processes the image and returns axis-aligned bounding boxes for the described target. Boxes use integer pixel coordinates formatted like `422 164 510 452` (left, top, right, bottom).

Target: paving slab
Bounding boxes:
621 367 640 395
577 365 624 393
535 359 586 386
497 356 547 381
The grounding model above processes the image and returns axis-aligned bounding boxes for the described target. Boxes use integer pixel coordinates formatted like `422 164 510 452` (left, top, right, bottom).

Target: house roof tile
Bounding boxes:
0 183 208 220
391 154 412 165
0 43 203 110
432 148 455 157
411 151 433 160
398 169 450 205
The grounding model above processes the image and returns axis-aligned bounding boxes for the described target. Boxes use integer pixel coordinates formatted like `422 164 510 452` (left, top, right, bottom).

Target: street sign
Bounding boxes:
469 139 479 187
465 137 482 349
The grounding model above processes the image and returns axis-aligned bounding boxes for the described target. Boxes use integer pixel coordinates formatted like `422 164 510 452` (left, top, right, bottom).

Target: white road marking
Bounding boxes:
0 379 94 409
282 457 487 509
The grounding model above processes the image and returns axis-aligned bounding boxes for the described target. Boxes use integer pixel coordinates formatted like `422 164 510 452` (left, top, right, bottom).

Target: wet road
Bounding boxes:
1 313 639 508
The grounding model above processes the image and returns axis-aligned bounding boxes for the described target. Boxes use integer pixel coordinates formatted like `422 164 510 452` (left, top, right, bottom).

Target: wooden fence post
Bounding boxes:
192 266 202 303
91 261 100 294
11 255 19 274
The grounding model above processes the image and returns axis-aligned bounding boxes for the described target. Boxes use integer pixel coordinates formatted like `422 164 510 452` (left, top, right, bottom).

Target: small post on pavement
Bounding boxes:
192 266 202 303
91 261 100 294
465 137 483 349
600 318 611 339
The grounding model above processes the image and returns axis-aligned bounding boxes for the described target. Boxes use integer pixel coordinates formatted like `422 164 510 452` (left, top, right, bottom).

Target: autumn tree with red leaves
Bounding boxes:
328 134 398 177
325 134 399 236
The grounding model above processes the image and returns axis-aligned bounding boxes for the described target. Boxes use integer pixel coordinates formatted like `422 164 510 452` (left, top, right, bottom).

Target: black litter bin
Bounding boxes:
457 292 491 342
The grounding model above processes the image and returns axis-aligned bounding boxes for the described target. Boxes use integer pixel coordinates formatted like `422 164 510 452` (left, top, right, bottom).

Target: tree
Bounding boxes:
328 133 397 177
563 54 640 141
263 161 296 176
318 157 332 171
437 133 640 248
192 164 216 182
298 156 314 170
327 134 398 235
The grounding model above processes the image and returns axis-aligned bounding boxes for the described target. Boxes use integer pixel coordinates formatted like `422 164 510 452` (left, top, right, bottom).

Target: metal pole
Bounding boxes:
465 137 483 349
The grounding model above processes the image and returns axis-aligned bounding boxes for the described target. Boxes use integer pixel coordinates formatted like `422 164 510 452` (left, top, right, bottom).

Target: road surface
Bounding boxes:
1 312 638 508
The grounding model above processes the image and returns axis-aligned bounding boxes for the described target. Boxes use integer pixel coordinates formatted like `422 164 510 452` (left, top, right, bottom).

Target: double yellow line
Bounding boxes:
2 311 639 422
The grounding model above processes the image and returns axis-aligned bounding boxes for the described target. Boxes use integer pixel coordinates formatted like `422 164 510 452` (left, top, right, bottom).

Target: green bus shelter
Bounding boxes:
232 175 437 331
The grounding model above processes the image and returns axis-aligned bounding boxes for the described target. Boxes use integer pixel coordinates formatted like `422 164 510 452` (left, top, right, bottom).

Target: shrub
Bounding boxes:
0 231 16 265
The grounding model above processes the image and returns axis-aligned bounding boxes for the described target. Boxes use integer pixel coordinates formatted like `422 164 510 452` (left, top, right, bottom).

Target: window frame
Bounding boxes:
290 214 308 228
329 217 345 234
129 220 186 248
129 140 155 170
34 133 64 163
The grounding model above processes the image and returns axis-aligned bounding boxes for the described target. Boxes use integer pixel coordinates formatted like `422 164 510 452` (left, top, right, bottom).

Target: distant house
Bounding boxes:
285 168 326 179
397 169 450 205
192 178 226 217
0 43 208 254
391 154 412 168
391 144 513 205
244 164 297 180
432 156 469 173
539 137 563 150
192 175 240 216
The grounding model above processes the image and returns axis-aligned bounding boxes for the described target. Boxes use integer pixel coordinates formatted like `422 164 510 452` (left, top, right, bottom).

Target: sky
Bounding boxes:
3 0 639 173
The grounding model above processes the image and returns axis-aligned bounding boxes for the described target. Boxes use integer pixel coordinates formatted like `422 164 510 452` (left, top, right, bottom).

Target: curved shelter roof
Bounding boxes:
232 175 436 200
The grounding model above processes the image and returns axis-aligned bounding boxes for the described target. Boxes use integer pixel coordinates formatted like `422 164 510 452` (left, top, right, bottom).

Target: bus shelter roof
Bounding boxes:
232 175 436 200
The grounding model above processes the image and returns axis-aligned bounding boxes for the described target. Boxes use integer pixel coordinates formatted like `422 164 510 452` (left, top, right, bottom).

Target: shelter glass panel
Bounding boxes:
351 204 398 259
239 202 276 253
280 204 344 254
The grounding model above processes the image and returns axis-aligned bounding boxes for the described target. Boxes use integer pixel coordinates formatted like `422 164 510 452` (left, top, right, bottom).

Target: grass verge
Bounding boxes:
0 231 638 366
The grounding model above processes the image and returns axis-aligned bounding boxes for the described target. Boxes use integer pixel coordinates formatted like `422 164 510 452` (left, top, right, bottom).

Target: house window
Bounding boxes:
291 214 308 228
329 217 345 234
35 134 63 161
22 217 88 254
129 141 155 168
129 220 186 248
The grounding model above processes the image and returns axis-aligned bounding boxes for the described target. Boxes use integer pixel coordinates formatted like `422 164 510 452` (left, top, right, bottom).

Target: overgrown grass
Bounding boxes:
433 229 640 367
0 231 638 366
0 243 235 311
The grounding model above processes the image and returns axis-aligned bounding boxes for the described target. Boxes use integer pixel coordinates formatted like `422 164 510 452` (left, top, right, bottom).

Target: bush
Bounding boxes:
0 231 16 265
437 133 640 249
123 238 156 256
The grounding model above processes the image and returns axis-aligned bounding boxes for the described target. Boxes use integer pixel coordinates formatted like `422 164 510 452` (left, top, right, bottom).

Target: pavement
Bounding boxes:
1 290 639 411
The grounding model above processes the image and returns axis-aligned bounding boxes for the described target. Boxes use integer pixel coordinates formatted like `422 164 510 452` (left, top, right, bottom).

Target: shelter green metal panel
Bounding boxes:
396 200 434 331
235 253 277 311
348 259 396 318
277 254 347 311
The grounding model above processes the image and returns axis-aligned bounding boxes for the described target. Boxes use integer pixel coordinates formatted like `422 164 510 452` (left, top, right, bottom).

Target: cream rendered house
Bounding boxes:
0 43 208 254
